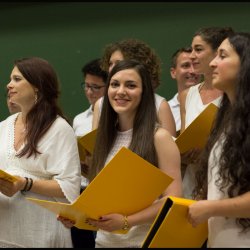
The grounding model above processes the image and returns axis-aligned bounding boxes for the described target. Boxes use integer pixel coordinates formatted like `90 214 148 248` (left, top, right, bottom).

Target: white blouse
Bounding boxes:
0 113 81 247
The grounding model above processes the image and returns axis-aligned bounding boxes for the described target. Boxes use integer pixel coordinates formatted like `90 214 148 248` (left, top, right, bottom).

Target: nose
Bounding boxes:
117 85 126 95
189 49 196 60
209 56 217 68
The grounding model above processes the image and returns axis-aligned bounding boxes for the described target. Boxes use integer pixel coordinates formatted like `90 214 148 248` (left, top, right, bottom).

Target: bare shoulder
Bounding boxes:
154 127 173 141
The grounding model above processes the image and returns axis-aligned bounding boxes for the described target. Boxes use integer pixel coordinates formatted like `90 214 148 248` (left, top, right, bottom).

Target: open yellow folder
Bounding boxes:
142 196 208 248
0 169 18 183
77 129 97 161
175 103 218 154
26 147 173 234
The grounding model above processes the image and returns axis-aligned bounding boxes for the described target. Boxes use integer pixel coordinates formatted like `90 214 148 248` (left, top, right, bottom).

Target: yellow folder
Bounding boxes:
26 147 173 234
142 196 208 248
0 169 18 183
77 129 97 161
175 103 218 154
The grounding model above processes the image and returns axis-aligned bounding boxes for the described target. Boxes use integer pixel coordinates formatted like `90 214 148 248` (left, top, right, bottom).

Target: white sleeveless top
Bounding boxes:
95 129 151 248
185 83 222 128
182 83 222 199
207 136 250 247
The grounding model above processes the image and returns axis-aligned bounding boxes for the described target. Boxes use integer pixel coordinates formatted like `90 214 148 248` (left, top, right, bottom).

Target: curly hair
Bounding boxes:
194 32 250 231
100 38 161 89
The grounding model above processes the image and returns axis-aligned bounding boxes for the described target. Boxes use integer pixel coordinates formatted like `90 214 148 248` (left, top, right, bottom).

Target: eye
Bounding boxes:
127 83 136 89
110 81 119 88
13 76 21 82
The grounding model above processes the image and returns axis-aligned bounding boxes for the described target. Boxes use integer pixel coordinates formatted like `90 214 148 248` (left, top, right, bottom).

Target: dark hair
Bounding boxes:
15 57 68 158
89 59 158 181
100 38 161 89
81 58 108 83
194 26 235 51
171 46 192 68
194 32 250 231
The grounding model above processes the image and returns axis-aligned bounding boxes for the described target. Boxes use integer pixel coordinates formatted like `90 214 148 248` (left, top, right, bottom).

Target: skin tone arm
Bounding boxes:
92 98 101 130
0 177 65 198
188 191 250 227
158 100 176 137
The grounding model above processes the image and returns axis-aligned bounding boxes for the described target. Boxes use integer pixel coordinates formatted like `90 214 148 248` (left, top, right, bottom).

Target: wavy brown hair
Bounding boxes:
15 57 69 158
100 38 161 89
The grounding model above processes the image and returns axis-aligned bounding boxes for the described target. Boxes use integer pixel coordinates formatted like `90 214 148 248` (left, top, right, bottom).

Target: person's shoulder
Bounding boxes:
52 116 73 132
154 126 172 140
73 109 89 121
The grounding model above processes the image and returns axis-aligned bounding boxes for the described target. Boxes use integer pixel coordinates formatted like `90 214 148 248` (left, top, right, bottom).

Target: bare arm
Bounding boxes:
0 177 65 198
92 98 101 130
188 191 250 227
158 100 176 137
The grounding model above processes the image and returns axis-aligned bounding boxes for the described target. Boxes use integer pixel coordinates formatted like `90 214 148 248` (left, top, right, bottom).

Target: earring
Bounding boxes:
34 92 38 104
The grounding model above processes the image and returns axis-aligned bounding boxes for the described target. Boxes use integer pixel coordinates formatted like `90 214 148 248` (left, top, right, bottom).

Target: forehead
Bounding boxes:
177 52 192 63
111 68 141 81
110 50 124 61
218 38 231 50
192 35 209 46
11 66 22 75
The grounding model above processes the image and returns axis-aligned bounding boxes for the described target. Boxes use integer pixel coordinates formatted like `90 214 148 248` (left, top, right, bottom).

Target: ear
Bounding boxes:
170 67 177 80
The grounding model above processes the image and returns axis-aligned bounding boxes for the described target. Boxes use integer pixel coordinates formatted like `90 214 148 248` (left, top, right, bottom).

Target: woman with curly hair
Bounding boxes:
92 38 176 137
188 32 250 247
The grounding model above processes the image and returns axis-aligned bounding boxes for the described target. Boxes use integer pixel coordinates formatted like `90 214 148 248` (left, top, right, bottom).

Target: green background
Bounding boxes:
0 2 249 122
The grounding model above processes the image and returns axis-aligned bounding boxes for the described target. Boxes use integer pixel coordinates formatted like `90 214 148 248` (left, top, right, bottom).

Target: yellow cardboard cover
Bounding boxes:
175 103 218 153
77 129 97 161
142 196 208 248
27 147 173 234
0 169 18 183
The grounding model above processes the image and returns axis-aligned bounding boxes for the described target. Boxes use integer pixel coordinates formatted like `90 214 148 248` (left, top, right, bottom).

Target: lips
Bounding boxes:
115 99 129 106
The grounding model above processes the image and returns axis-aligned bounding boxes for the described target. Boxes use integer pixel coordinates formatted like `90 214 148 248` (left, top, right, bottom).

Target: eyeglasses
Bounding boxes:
81 83 106 92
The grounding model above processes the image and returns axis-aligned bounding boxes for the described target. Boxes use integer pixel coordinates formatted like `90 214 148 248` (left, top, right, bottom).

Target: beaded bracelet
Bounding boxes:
21 177 29 192
122 215 130 230
21 177 33 193
26 178 33 191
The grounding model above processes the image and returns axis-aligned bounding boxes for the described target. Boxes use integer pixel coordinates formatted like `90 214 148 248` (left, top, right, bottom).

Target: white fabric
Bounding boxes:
0 113 81 248
184 83 222 128
168 93 181 132
73 105 94 187
182 83 222 199
73 105 93 137
207 136 250 247
95 129 151 248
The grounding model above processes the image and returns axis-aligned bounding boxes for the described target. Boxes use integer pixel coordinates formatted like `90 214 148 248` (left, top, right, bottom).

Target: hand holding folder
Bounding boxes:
175 103 218 154
0 169 18 183
26 147 173 234
142 196 208 248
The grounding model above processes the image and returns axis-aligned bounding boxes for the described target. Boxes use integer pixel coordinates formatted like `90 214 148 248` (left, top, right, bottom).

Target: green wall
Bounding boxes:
1 2 249 121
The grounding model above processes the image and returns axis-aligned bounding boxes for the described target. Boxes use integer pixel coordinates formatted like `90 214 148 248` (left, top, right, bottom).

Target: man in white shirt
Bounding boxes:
168 47 201 135
71 58 107 248
73 58 107 137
